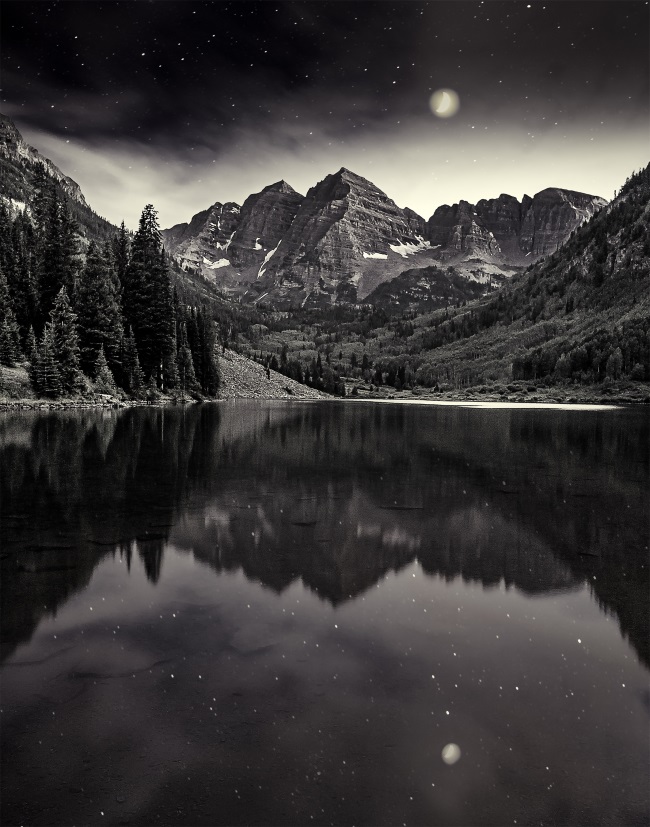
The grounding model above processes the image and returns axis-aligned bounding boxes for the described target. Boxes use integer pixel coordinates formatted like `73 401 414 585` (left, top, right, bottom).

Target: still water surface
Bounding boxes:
1 401 648 826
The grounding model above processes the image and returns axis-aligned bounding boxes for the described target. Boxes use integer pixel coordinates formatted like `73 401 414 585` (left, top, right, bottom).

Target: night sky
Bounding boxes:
2 1 648 229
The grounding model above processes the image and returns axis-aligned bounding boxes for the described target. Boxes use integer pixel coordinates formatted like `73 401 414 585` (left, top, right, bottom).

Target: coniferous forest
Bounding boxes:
0 171 219 400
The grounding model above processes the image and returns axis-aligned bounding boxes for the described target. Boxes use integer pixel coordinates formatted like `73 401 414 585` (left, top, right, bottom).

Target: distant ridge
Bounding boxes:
162 165 607 309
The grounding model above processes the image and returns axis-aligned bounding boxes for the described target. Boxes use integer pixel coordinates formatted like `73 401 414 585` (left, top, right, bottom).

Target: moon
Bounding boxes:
429 88 460 118
438 92 452 113
441 743 462 764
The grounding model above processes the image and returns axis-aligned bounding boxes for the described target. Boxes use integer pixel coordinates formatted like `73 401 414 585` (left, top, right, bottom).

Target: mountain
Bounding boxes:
391 164 650 390
162 200 242 277
246 168 432 308
231 163 648 401
161 180 304 297
163 167 607 310
0 114 88 209
0 114 117 243
429 189 607 266
163 168 436 307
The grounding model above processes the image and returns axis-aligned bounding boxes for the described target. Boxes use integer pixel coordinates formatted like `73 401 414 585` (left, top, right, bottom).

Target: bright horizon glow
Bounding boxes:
14 115 648 232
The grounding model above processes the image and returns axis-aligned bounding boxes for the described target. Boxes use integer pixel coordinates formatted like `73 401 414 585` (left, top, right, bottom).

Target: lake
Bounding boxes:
1 401 648 826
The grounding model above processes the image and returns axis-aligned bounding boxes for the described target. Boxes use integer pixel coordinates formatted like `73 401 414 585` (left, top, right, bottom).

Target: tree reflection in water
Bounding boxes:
1 402 647 667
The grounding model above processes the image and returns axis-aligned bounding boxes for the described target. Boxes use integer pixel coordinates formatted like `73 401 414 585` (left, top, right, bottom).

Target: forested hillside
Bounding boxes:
0 183 220 400
408 164 650 389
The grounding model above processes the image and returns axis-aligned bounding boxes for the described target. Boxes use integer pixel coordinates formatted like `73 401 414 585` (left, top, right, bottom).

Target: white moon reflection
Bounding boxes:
430 88 460 118
442 743 462 764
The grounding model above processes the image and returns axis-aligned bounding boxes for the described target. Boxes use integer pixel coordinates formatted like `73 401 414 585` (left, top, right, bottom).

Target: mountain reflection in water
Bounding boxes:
2 402 647 666
1 401 648 827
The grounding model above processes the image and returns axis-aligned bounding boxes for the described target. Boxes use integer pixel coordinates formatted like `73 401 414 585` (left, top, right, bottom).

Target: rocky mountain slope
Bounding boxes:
0 114 117 242
247 168 432 308
163 166 607 310
429 188 606 265
217 348 328 400
162 200 243 277
162 169 437 306
162 181 304 296
0 113 617 334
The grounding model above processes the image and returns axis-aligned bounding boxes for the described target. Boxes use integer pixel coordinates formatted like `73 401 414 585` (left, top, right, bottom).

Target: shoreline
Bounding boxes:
1 390 647 411
2 352 647 410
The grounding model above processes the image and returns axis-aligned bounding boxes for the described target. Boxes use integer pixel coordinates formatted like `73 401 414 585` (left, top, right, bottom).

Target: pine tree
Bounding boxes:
123 205 176 387
0 308 22 366
176 322 201 397
31 165 55 234
33 324 62 398
26 326 38 386
36 185 80 326
25 326 38 362
111 221 130 297
186 307 202 378
0 267 22 366
0 263 10 317
49 287 84 394
0 205 14 279
121 327 145 395
93 345 118 394
76 241 123 379
2 209 38 341
158 249 178 390
196 307 220 395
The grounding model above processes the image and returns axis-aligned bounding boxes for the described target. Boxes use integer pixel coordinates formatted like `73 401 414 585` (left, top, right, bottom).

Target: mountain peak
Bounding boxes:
0 112 19 134
533 186 606 205
263 180 296 195
335 166 371 184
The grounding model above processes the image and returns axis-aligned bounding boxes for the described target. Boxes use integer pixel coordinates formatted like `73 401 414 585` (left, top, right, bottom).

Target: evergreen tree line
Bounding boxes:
512 319 650 384
0 180 219 398
255 344 346 396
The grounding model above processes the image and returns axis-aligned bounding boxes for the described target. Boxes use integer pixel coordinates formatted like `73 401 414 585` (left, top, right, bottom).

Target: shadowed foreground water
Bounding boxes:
1 401 648 826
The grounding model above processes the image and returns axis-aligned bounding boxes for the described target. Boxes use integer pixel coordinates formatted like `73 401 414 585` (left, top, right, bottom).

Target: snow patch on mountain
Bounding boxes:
257 241 281 278
389 237 432 257
215 231 236 251
363 251 388 260
203 257 230 269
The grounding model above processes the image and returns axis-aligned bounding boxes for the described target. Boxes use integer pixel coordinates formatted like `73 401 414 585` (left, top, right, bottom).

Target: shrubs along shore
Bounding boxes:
0 349 328 409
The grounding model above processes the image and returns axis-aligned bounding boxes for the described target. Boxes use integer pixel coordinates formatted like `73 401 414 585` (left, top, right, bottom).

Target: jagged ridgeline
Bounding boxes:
161 167 606 310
